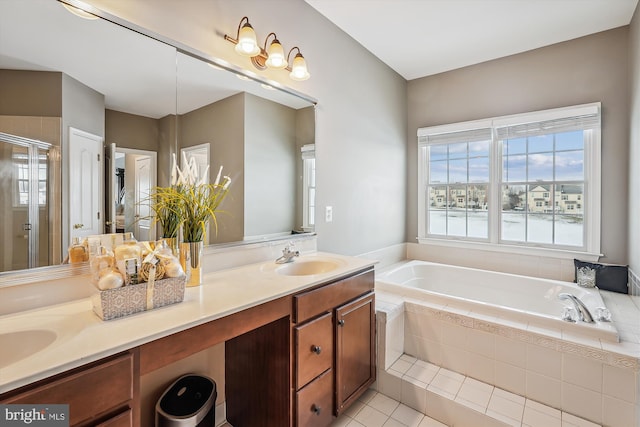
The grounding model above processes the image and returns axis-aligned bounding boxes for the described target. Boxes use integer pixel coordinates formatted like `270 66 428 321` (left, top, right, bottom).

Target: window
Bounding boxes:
13 148 48 207
418 103 601 255
301 144 315 231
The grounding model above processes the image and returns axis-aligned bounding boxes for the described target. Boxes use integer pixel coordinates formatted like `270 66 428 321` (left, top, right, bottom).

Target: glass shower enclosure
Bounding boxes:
0 132 57 272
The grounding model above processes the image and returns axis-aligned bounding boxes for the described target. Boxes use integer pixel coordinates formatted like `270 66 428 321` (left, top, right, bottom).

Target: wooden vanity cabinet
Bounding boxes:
293 268 375 426
1 351 138 427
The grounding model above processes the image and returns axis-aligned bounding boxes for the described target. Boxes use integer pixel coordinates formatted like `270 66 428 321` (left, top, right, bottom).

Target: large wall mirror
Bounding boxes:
0 0 316 277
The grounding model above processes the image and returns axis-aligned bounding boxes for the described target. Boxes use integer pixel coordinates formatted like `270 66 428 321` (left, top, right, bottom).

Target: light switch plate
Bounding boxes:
325 206 333 222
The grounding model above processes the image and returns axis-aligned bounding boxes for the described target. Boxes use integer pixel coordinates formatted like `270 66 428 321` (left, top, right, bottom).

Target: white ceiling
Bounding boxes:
305 0 639 80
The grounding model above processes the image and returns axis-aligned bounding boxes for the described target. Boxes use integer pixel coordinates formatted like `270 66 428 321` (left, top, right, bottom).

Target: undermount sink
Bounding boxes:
0 329 57 368
276 259 343 276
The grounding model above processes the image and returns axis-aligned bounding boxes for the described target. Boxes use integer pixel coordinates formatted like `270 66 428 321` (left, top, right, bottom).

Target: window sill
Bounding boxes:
416 237 601 262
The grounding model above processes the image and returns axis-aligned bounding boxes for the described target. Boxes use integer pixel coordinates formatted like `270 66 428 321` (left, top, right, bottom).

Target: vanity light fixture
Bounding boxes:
224 17 310 81
287 47 311 81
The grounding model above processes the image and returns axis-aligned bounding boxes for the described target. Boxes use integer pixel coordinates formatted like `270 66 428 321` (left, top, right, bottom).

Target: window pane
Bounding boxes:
429 160 447 183
555 130 583 151
448 158 467 183
469 157 489 182
447 209 466 237
469 140 490 157
468 184 488 210
502 185 526 211
504 138 526 155
469 211 488 238
503 155 526 182
429 185 447 209
527 184 552 213
501 212 526 242
527 214 553 244
429 144 448 161
448 142 467 159
429 210 446 235
527 153 553 181
555 214 583 247
556 184 583 213
555 150 583 181
528 134 554 153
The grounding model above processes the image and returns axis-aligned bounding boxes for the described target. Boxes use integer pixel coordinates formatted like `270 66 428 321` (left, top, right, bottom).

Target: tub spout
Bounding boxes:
558 293 595 323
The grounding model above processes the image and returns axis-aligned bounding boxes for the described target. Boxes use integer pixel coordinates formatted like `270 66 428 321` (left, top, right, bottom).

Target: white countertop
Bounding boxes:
0 252 376 394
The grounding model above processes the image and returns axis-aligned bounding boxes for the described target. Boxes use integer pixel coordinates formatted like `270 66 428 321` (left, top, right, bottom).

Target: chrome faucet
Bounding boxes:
559 293 595 323
276 244 299 264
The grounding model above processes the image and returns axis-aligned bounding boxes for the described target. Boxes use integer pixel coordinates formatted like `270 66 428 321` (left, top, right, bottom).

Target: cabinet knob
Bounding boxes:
338 319 345 327
311 345 322 355
311 404 322 415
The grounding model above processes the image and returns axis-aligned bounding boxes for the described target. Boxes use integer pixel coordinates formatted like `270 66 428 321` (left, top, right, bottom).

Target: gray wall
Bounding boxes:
86 0 408 256
0 70 62 117
244 93 296 238
407 27 630 264
630 9 640 276
178 93 245 244
105 109 160 152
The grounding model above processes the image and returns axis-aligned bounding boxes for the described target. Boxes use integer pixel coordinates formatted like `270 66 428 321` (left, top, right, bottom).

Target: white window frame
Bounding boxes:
301 144 315 231
417 103 601 260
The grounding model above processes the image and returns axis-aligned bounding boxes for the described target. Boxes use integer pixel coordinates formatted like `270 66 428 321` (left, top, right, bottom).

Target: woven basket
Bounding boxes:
92 276 186 320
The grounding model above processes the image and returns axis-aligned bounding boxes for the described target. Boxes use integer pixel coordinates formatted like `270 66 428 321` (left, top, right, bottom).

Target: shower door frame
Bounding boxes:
0 132 57 270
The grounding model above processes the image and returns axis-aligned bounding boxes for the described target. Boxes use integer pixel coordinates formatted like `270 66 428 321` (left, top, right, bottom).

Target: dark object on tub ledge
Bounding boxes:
574 259 629 294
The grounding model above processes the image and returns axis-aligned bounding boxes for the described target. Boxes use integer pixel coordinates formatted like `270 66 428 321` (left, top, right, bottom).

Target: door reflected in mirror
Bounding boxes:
111 148 157 242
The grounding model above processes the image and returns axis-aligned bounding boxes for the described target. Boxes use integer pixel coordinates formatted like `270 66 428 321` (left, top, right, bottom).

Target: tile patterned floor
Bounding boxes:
332 388 447 427
382 354 600 427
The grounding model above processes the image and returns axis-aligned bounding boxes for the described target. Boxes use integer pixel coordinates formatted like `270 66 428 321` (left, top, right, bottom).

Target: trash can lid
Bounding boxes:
159 374 216 417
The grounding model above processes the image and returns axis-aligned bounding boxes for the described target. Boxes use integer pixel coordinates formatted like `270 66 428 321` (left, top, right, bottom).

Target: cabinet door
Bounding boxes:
335 293 375 415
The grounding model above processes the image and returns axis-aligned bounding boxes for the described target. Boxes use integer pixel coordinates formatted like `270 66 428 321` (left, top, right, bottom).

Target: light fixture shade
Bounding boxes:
265 39 286 69
289 53 310 81
235 22 260 56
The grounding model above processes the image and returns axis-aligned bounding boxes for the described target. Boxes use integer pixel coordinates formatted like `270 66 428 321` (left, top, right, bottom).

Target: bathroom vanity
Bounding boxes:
0 253 376 427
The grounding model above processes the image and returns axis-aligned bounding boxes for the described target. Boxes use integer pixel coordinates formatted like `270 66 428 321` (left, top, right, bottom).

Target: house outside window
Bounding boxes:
418 103 601 256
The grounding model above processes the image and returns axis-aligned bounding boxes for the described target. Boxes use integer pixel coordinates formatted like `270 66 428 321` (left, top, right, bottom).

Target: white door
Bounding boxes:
69 127 103 242
134 155 152 241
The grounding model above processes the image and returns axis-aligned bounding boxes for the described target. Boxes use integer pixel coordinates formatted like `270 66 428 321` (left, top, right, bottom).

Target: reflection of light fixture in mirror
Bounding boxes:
286 47 311 81
61 2 99 20
224 17 310 80
236 74 251 81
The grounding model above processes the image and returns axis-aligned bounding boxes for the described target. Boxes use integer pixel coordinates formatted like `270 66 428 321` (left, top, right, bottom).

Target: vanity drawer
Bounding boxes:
294 269 374 322
296 369 333 427
295 312 333 389
3 352 134 426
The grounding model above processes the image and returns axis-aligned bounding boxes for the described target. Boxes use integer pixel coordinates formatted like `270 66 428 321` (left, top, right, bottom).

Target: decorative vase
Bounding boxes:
179 241 203 287
162 236 179 258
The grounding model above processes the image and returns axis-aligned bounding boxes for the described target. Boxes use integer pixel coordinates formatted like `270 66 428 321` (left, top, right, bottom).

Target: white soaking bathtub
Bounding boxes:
376 260 619 342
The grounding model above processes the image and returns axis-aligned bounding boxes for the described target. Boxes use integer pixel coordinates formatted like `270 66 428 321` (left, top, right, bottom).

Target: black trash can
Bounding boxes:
156 374 217 427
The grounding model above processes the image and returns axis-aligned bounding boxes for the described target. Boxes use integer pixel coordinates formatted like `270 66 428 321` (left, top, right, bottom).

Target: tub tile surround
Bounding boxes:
375 289 640 426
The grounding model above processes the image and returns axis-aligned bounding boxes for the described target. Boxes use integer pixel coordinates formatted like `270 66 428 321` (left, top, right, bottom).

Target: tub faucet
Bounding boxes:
276 244 299 264
558 293 595 323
